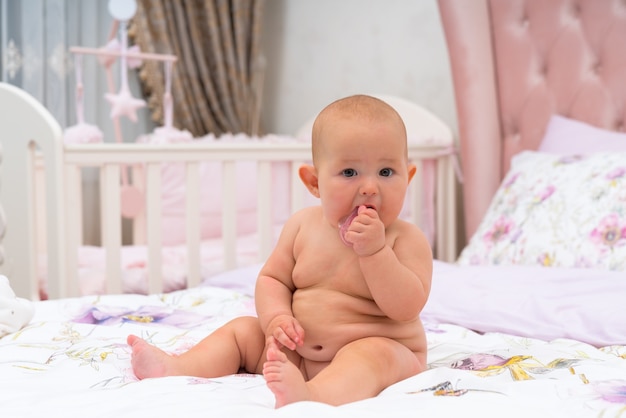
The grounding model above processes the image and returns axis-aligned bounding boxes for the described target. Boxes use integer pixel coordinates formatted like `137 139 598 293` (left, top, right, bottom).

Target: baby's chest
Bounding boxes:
292 247 371 297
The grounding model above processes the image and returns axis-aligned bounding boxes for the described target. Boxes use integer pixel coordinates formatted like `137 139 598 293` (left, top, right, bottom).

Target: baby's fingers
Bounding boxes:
272 321 304 350
290 321 305 346
272 327 296 350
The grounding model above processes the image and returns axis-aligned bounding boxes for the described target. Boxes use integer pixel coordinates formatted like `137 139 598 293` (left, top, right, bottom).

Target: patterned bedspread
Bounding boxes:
1 284 625 418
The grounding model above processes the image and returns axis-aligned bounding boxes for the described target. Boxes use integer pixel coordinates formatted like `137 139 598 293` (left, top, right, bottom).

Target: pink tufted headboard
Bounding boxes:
438 0 626 241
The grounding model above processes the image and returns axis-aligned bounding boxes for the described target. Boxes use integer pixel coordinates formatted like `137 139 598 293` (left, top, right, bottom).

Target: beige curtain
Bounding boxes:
130 0 265 137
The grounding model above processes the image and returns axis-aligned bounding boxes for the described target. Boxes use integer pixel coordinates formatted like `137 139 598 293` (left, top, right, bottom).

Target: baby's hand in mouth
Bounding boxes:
339 205 376 246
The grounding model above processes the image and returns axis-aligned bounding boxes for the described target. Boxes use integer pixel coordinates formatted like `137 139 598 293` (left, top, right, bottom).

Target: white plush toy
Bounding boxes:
0 275 34 338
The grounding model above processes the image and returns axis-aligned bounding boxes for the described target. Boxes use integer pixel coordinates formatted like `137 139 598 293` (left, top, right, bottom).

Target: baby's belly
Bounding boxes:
292 288 423 362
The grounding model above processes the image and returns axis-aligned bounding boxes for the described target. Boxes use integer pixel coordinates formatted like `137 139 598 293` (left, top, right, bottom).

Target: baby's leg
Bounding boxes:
265 337 424 407
128 316 266 379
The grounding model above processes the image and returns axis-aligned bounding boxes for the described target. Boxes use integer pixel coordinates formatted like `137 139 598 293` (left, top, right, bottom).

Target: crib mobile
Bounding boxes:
65 0 186 219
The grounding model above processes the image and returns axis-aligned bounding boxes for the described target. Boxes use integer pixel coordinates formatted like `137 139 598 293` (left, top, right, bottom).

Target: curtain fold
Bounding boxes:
130 0 265 137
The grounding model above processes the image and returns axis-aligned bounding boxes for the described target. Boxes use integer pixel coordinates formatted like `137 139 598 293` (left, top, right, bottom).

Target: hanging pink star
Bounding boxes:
105 86 146 122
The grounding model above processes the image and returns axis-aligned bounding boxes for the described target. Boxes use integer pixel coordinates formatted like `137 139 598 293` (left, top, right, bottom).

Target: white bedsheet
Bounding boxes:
2 264 626 417
423 261 626 347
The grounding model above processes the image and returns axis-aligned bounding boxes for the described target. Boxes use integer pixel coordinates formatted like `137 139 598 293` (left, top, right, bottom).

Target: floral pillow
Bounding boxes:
456 151 626 270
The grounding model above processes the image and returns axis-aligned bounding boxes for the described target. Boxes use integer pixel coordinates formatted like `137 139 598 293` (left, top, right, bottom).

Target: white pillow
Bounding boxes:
539 115 626 154
457 151 626 270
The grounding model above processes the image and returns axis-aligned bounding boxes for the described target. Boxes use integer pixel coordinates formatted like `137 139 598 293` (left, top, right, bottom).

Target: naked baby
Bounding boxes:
127 94 433 407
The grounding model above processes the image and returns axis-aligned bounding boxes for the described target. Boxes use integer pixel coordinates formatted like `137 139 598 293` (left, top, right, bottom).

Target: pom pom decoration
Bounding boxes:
64 122 105 144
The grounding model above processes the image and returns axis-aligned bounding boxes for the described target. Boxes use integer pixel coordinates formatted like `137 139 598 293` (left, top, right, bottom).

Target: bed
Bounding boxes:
2 0 626 416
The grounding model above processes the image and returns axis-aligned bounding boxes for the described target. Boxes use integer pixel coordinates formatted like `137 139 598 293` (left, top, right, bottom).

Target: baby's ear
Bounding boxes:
407 163 417 184
298 164 320 198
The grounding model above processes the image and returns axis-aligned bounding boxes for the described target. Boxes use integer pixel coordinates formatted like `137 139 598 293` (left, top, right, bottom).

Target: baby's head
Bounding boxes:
300 95 416 229
310 94 408 166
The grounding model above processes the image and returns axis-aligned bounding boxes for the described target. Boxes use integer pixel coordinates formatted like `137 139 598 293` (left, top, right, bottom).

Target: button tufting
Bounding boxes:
593 62 602 74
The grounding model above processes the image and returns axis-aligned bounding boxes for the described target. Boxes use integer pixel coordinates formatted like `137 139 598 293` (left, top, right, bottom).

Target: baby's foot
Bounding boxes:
127 334 174 379
263 339 310 408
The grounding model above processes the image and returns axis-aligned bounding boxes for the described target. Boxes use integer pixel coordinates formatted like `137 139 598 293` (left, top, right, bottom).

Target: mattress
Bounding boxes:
3 261 625 417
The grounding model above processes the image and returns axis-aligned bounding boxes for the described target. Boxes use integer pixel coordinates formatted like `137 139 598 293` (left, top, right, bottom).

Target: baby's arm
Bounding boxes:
256 274 304 350
255 212 306 350
357 220 433 321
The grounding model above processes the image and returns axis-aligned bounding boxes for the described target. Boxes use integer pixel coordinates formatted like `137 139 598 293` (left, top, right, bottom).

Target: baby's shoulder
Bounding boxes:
388 218 429 245
289 205 322 223
279 206 322 235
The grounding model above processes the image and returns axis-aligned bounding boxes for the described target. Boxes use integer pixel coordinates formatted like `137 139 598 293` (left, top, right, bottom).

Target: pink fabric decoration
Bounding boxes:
120 185 144 219
64 54 104 144
97 38 143 69
146 61 192 142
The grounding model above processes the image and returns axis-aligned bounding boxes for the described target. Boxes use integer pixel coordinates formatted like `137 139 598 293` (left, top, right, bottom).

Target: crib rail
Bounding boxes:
55 142 456 298
10 140 456 301
63 142 312 296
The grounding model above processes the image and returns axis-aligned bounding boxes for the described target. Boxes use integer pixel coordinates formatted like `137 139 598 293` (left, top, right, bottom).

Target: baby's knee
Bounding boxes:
341 337 419 372
229 316 260 328
333 337 384 364
225 316 266 372
227 316 263 337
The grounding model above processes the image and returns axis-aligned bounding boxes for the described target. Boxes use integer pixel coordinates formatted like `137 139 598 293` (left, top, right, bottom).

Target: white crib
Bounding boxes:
0 83 458 300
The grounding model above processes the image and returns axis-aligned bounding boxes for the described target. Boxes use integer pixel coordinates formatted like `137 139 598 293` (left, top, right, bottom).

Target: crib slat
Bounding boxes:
31 155 45 299
185 162 201 288
100 164 122 294
64 165 81 297
257 161 272 262
145 163 163 294
438 156 457 262
409 159 424 234
131 164 146 245
222 161 237 270
436 158 446 261
290 161 304 213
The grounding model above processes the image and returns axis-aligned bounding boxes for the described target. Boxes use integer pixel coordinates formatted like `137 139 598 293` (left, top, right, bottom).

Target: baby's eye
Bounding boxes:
342 168 357 177
379 168 393 177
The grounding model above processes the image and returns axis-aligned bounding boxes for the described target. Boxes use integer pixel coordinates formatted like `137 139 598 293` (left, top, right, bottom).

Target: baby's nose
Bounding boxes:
359 178 379 195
